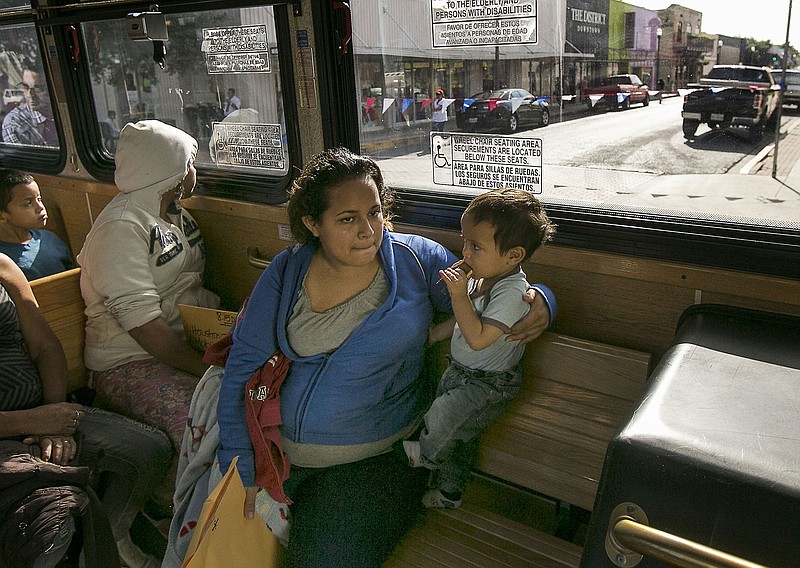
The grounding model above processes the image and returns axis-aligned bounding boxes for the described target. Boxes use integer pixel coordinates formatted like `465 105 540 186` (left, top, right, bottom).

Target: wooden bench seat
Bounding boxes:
27 268 653 566
386 333 651 567
388 500 584 568
29 268 87 393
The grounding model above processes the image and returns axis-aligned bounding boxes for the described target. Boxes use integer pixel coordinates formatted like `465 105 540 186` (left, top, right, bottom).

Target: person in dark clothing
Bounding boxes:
0 253 172 568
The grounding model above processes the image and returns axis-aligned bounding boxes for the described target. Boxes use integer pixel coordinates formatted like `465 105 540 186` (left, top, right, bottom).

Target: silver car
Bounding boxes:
780 69 800 107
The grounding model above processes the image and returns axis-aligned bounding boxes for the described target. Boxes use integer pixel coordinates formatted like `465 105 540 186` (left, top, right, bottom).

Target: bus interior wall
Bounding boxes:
34 174 800 371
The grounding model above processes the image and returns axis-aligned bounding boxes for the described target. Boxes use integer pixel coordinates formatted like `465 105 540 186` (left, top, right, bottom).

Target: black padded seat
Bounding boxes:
582 304 800 568
673 304 800 369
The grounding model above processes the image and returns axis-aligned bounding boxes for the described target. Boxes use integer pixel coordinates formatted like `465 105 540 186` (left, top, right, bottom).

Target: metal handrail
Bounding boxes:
246 246 271 270
613 518 768 568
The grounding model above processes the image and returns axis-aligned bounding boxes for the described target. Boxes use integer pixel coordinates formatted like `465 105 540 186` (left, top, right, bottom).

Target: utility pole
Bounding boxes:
494 46 500 89
772 0 793 179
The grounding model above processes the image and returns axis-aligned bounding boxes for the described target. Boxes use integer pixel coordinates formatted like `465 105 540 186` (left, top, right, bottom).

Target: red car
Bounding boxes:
585 74 650 110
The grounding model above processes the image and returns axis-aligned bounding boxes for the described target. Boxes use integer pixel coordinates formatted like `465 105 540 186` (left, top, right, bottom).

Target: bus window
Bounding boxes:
82 6 288 177
0 0 31 7
0 23 59 149
351 0 797 252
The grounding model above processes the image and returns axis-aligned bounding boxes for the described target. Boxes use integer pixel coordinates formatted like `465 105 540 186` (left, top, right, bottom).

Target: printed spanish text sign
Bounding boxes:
431 132 542 193
201 25 271 74
431 0 538 47
210 123 286 170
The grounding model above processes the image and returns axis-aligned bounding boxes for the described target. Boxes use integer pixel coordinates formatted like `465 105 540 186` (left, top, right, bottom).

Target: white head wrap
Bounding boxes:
114 120 198 196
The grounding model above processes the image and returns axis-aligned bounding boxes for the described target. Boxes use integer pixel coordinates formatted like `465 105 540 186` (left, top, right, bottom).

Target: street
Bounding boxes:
374 97 800 222
540 97 768 175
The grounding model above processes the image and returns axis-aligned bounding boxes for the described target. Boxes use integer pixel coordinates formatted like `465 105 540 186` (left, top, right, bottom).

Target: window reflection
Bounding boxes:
0 24 58 148
353 0 796 226
0 0 30 11
83 7 288 175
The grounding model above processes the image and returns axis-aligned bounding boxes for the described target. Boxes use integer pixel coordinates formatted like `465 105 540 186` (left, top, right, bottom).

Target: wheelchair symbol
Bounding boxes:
432 135 450 168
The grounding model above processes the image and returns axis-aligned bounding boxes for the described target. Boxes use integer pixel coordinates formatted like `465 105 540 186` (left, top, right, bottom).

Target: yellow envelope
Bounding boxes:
182 456 284 567
178 304 238 354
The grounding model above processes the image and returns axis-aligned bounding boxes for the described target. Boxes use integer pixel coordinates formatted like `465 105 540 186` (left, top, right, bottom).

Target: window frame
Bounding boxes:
331 1 800 281
0 12 65 173
47 0 301 205
393 187 800 279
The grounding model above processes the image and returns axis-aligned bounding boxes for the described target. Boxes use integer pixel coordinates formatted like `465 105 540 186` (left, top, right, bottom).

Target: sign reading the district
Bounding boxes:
202 25 271 74
210 123 286 170
431 133 542 193
431 0 537 47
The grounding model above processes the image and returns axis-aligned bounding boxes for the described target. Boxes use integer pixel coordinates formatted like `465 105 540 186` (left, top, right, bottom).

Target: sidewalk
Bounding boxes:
614 118 800 223
749 116 800 181
361 93 681 155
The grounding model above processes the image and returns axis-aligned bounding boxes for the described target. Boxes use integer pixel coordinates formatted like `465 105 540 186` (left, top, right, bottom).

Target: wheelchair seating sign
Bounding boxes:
431 133 542 193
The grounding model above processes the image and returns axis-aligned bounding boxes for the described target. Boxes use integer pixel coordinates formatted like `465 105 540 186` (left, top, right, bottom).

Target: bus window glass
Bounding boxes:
83 6 288 175
0 0 30 10
0 23 59 149
352 0 797 230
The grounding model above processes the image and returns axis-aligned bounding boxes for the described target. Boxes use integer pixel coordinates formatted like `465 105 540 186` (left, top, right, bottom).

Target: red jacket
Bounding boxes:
204 333 292 504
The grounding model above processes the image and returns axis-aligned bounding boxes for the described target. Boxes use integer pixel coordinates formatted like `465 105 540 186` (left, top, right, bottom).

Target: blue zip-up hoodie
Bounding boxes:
217 231 453 485
217 230 557 486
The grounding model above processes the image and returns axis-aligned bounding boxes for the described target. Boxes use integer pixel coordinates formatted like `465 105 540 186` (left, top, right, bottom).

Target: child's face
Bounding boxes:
1 181 47 231
460 215 519 280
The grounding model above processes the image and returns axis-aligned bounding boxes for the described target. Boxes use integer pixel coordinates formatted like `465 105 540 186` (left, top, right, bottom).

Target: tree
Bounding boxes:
87 22 153 91
743 38 773 66
743 37 797 68
86 12 234 95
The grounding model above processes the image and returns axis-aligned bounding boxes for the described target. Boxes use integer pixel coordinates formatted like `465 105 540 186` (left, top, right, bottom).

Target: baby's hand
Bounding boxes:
438 267 470 297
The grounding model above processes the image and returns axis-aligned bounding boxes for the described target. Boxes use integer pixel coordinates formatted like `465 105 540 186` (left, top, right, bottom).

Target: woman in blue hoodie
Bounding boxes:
216 147 555 568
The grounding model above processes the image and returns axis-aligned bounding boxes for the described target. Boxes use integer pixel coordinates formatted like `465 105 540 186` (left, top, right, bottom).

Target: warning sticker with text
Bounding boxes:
202 25 271 74
431 133 542 193
206 53 270 74
431 0 537 47
210 123 286 170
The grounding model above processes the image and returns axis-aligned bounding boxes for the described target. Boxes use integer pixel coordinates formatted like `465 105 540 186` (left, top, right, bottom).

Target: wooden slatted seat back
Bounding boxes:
476 333 651 511
29 268 87 393
385 333 651 567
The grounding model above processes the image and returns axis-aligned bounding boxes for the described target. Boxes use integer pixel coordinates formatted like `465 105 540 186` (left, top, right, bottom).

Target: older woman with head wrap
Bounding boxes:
77 120 219 508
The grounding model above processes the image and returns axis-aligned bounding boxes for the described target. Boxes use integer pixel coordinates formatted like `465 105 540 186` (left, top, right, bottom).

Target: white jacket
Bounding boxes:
77 121 219 371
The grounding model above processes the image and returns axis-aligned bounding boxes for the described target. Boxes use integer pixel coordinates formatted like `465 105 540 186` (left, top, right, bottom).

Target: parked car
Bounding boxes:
585 74 650 110
779 69 800 107
457 88 549 134
681 65 781 141
2 88 24 108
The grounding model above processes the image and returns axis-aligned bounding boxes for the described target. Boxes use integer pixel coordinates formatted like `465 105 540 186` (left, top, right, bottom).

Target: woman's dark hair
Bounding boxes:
463 187 556 262
0 169 34 211
288 148 395 246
